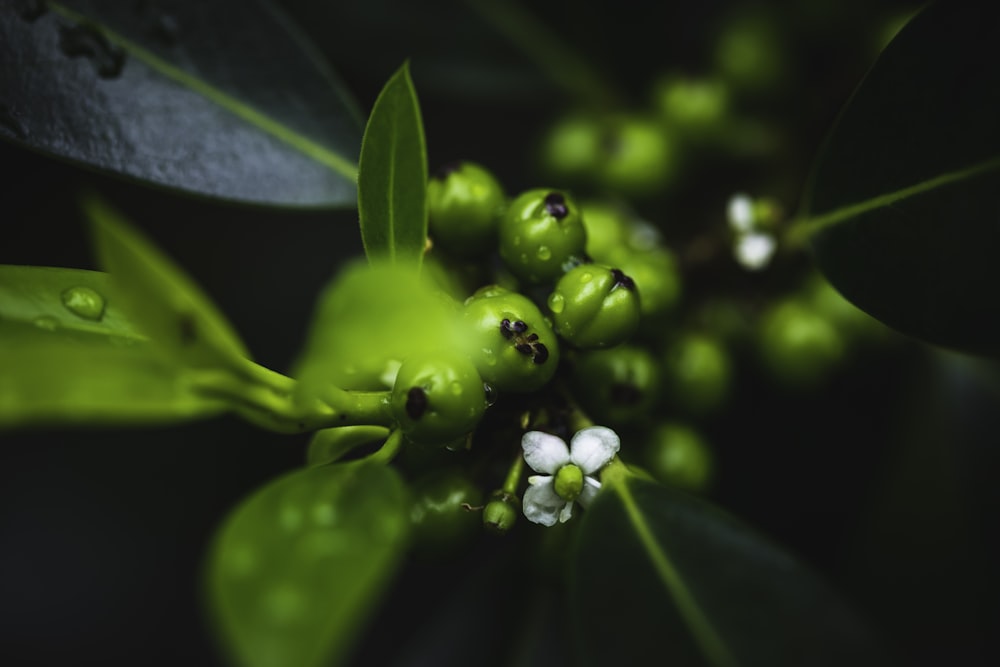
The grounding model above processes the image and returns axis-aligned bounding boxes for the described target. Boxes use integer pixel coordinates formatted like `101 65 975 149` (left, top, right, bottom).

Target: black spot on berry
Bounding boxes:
515 343 533 356
526 333 539 342
611 268 636 291
500 318 514 339
544 192 569 219
406 387 428 420
532 343 549 365
512 320 528 333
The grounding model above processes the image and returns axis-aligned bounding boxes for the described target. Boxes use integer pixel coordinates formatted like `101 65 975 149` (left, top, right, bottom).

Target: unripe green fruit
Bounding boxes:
410 468 483 555
548 264 640 349
758 300 844 386
580 199 632 263
644 422 714 492
540 113 602 178
653 74 730 134
572 345 661 425
606 247 681 319
595 115 677 196
427 161 506 256
483 491 519 534
499 188 587 285
461 286 560 393
662 333 731 415
390 351 487 445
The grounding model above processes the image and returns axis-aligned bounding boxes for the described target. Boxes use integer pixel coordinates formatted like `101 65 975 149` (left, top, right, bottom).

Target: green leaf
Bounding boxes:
794 3 1000 356
291 260 465 399
0 265 142 344
357 62 429 265
0 329 226 428
0 1 360 207
571 476 885 667
207 461 410 667
84 194 250 369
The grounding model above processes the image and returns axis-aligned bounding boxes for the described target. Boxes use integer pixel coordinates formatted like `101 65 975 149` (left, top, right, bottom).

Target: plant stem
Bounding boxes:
501 451 525 496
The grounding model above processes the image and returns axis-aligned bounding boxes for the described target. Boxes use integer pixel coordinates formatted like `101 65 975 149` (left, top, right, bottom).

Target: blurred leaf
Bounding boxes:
0 264 142 344
796 3 1000 356
0 323 225 428
0 0 360 207
572 476 885 666
358 63 428 265
85 194 250 368
292 261 463 399
208 461 410 667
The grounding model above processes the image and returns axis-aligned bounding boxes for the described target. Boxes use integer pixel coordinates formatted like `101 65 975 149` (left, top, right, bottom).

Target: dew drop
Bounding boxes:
547 293 565 313
61 286 106 321
580 272 593 283
33 315 58 332
537 245 552 261
483 383 498 406
449 381 464 396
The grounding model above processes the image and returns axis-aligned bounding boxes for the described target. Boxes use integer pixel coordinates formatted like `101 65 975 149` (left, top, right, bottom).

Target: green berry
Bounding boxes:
653 74 730 134
607 247 681 319
662 333 731 415
461 286 560 393
427 161 506 256
410 468 483 555
499 188 587 285
571 345 660 425
644 422 714 492
548 264 640 349
595 115 678 196
580 199 633 263
390 351 487 445
483 491 519 534
540 113 602 178
758 299 844 386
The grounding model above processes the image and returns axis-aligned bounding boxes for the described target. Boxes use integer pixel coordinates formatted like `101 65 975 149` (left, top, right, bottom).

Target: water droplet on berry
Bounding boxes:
580 272 593 283
548 292 565 313
33 315 58 331
61 286 106 321
484 383 498 406
449 381 464 396
537 245 552 260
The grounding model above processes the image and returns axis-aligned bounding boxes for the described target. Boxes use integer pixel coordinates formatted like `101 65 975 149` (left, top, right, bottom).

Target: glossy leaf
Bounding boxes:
571 475 884 667
207 461 410 667
796 3 1000 356
357 63 428 265
85 194 250 369
0 264 142 344
0 322 225 428
291 261 464 400
0 0 360 207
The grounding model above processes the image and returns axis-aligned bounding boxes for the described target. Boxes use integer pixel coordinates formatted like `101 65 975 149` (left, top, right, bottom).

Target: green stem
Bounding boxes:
501 452 525 496
462 0 624 108
188 366 393 434
364 429 405 465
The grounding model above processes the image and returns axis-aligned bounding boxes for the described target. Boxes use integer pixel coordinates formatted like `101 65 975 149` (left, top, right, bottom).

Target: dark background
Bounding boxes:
4 1 998 666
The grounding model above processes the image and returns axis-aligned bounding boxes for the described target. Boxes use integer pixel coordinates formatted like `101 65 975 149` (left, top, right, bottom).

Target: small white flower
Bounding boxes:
521 426 620 526
726 193 755 233
734 231 777 271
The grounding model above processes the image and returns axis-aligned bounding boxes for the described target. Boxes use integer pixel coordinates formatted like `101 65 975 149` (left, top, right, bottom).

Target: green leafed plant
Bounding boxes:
2 2 997 667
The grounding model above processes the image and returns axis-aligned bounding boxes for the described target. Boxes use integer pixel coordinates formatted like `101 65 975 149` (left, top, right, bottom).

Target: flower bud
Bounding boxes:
483 491 520 534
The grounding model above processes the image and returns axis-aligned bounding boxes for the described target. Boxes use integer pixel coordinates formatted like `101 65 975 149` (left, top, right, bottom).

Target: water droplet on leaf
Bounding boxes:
33 315 58 331
61 286 106 321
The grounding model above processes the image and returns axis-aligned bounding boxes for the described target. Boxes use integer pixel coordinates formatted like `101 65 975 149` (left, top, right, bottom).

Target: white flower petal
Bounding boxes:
522 431 570 474
559 502 574 523
570 426 620 474
734 232 776 271
577 477 602 508
522 477 566 527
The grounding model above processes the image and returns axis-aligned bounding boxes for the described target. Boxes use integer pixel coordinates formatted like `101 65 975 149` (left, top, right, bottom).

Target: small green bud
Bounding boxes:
390 351 487 445
410 468 483 555
483 491 520 534
644 422 714 493
758 299 844 386
571 345 660 425
461 286 560 392
553 464 584 501
498 188 587 285
662 333 732 415
549 264 640 349
540 113 602 179
427 161 506 256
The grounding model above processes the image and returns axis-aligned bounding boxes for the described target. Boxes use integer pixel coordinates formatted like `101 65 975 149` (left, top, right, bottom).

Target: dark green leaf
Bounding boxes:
795 3 1000 356
0 322 226 428
207 462 410 667
85 194 250 369
0 0 361 207
572 476 885 667
357 63 428 265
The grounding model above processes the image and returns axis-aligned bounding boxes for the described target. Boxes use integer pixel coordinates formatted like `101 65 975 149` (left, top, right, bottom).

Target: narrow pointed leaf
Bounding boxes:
207 461 410 667
795 3 1000 356
84 194 251 368
0 0 361 207
572 476 885 666
357 63 428 265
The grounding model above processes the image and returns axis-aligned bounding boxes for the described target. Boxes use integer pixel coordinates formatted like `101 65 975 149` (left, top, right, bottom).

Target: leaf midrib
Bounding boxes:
48 1 359 182
615 479 739 667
